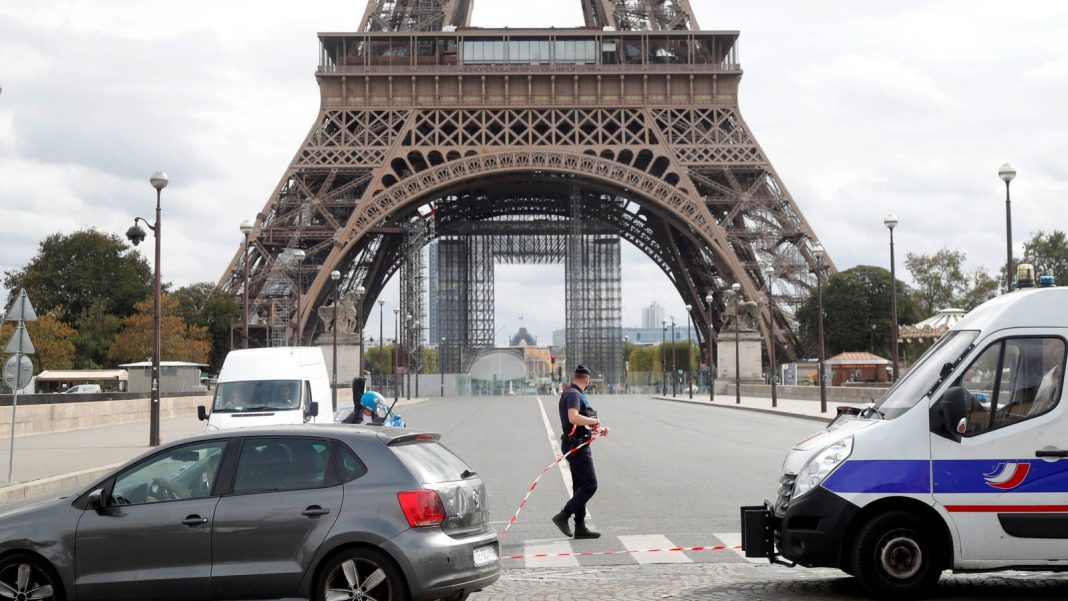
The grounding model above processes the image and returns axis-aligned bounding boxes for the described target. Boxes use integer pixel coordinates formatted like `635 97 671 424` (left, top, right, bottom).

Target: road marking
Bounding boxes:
535 396 595 529
714 532 764 563
522 539 580 568
617 535 693 564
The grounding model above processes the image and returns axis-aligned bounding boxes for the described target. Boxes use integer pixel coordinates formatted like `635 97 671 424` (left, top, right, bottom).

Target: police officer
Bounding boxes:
551 364 605 539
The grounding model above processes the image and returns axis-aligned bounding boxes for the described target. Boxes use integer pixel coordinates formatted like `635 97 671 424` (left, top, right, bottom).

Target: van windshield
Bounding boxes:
213 380 302 412
874 330 979 419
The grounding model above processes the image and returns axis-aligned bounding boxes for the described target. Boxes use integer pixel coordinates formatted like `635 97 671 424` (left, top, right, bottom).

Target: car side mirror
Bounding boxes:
88 488 107 510
197 405 209 422
938 386 970 442
309 402 320 418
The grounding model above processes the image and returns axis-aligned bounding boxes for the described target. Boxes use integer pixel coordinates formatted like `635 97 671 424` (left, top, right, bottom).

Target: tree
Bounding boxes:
1022 230 1068 285
72 300 123 369
3 229 152 324
173 283 240 372
905 248 998 313
107 295 211 365
0 312 77 373
796 266 920 357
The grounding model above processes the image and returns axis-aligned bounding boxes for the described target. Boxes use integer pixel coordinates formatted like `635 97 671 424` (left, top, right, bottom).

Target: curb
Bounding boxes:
0 462 123 506
654 396 832 424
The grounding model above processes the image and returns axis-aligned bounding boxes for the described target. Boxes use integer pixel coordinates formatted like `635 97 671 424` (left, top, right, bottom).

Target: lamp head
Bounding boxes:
812 242 825 260
378 299 385 307
356 285 366 296
393 308 400 315
330 270 341 282
999 163 1017 183
883 213 898 230
704 292 714 305
240 220 253 235
731 282 741 292
126 223 147 246
292 249 306 263
149 170 169 191
685 304 692 311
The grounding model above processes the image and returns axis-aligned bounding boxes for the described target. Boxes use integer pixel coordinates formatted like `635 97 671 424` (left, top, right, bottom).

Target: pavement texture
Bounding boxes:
656 393 846 423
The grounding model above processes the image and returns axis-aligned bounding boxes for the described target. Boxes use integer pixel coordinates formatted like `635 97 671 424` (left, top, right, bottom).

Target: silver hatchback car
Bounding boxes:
0 425 500 601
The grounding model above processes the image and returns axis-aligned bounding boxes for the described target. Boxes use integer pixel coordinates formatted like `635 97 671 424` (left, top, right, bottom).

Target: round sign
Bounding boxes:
2 355 34 391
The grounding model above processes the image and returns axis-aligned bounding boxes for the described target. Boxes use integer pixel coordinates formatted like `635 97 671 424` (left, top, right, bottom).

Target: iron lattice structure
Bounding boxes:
219 1 835 378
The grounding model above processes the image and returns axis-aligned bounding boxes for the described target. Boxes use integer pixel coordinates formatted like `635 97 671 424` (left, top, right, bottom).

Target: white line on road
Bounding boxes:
535 396 595 528
522 540 580 568
714 532 764 563
617 535 693 564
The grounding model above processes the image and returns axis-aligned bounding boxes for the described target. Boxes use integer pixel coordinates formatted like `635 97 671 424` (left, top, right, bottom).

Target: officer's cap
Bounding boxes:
574 364 592 376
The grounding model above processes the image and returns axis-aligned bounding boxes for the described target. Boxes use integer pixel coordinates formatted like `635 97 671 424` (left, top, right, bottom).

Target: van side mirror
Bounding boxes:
309 402 320 418
197 405 209 422
88 488 107 510
938 386 970 442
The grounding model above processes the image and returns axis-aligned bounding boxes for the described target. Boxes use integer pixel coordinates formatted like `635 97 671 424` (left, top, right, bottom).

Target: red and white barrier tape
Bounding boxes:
498 428 606 539
505 544 743 560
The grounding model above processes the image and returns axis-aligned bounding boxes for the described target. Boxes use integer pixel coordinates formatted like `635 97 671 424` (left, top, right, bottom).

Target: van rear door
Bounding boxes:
931 329 1068 562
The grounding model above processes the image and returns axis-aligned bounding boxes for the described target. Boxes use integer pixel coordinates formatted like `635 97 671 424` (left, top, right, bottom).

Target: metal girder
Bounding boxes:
359 0 472 32
583 0 700 31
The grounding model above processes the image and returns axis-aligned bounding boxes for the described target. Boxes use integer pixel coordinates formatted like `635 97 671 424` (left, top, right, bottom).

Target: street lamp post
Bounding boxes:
685 305 693 399
440 336 446 397
732 282 741 405
126 170 168 447
705 292 715 402
405 313 413 400
330 270 340 411
292 249 306 345
765 265 778 409
814 243 828 414
378 299 385 387
354 285 366 375
884 214 899 381
623 335 629 394
240 220 253 349
392 308 400 402
999 163 1017 292
660 319 667 395
670 314 677 397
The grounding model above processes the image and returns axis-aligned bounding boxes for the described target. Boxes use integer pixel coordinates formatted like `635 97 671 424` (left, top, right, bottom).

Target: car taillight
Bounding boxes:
398 490 446 527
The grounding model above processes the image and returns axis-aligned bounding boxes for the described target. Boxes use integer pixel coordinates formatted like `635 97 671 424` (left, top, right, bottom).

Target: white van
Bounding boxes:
742 279 1068 598
198 347 333 431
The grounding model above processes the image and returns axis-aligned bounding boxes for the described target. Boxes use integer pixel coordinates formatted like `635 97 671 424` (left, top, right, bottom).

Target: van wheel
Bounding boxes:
851 511 942 599
317 547 409 601
0 553 65 601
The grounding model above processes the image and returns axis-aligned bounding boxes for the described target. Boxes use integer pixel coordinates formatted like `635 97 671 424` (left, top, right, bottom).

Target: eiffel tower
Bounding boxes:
219 0 833 385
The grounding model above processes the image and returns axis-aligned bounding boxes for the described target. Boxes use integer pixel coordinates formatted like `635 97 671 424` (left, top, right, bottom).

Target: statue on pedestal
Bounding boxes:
318 292 360 335
721 288 764 332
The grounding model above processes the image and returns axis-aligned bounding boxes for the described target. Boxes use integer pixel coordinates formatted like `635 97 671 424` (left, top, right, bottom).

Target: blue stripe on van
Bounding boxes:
933 460 1068 494
822 460 930 494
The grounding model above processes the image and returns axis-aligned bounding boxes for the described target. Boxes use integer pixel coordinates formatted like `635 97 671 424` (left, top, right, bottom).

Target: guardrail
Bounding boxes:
0 391 209 407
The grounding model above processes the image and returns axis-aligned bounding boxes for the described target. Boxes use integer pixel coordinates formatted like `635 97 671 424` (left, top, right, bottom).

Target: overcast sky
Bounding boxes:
1 1 1066 346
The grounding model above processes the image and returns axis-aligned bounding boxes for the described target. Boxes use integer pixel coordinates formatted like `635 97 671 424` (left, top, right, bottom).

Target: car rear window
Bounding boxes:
391 442 471 484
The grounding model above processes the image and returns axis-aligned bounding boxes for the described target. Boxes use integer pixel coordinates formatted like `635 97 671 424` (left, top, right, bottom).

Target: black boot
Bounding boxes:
573 520 601 539
551 511 573 537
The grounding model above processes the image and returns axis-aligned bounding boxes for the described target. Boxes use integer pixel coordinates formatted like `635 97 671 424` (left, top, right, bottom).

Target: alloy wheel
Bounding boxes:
324 557 391 601
0 563 55 601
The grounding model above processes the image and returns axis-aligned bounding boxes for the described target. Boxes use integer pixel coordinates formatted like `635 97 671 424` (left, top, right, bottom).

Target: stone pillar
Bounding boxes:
316 333 362 389
716 328 764 384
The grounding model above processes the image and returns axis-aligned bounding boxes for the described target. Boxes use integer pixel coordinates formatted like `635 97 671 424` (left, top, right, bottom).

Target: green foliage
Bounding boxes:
364 344 398 375
107 295 211 365
796 265 920 357
905 248 997 313
1022 230 1068 285
3 229 152 324
72 300 123 369
172 282 240 372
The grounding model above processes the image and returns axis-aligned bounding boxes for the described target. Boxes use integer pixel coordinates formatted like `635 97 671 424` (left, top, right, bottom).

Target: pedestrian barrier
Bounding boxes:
503 544 743 560
499 427 608 539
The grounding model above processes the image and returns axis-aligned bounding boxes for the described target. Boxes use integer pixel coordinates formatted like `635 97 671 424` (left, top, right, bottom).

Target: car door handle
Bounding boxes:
181 515 209 527
302 506 331 518
1035 449 1068 458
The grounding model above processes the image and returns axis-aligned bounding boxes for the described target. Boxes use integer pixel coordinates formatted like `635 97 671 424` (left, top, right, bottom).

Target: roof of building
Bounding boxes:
900 308 968 340
826 352 891 366
119 361 208 368
36 369 127 381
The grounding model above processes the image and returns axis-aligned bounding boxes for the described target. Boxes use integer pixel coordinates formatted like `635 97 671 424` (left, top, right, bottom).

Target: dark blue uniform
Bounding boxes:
558 383 598 525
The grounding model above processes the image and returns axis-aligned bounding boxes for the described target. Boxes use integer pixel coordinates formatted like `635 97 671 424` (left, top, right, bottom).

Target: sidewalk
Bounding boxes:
0 396 431 506
655 392 848 423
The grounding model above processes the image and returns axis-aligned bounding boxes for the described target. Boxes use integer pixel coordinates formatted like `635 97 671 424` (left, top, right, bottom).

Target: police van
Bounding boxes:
742 269 1067 598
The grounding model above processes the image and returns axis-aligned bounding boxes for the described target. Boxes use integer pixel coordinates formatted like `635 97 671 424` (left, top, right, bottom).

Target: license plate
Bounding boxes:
473 543 499 566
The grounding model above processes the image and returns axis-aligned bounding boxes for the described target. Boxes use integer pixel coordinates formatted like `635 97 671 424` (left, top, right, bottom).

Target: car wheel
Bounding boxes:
851 510 942 599
0 553 65 601
318 547 408 601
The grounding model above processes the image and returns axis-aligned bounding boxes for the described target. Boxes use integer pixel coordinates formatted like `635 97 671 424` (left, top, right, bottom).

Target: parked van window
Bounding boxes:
958 336 1066 436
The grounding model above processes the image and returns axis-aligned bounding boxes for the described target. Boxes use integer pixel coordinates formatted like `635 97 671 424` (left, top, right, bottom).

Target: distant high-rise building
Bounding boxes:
641 302 665 330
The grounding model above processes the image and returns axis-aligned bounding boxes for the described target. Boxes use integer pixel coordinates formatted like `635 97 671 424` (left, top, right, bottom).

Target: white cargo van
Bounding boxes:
742 278 1068 598
198 347 333 431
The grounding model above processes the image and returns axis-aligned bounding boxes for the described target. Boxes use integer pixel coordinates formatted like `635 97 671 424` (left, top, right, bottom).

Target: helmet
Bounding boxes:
360 391 385 411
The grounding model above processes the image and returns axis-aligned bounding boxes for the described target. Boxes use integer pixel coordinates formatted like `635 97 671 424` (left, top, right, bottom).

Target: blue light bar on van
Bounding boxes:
1038 275 1055 287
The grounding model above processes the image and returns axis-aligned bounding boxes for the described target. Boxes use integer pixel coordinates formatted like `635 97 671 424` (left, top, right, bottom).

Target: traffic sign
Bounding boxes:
3 325 34 354
2 355 33 391
3 289 37 322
